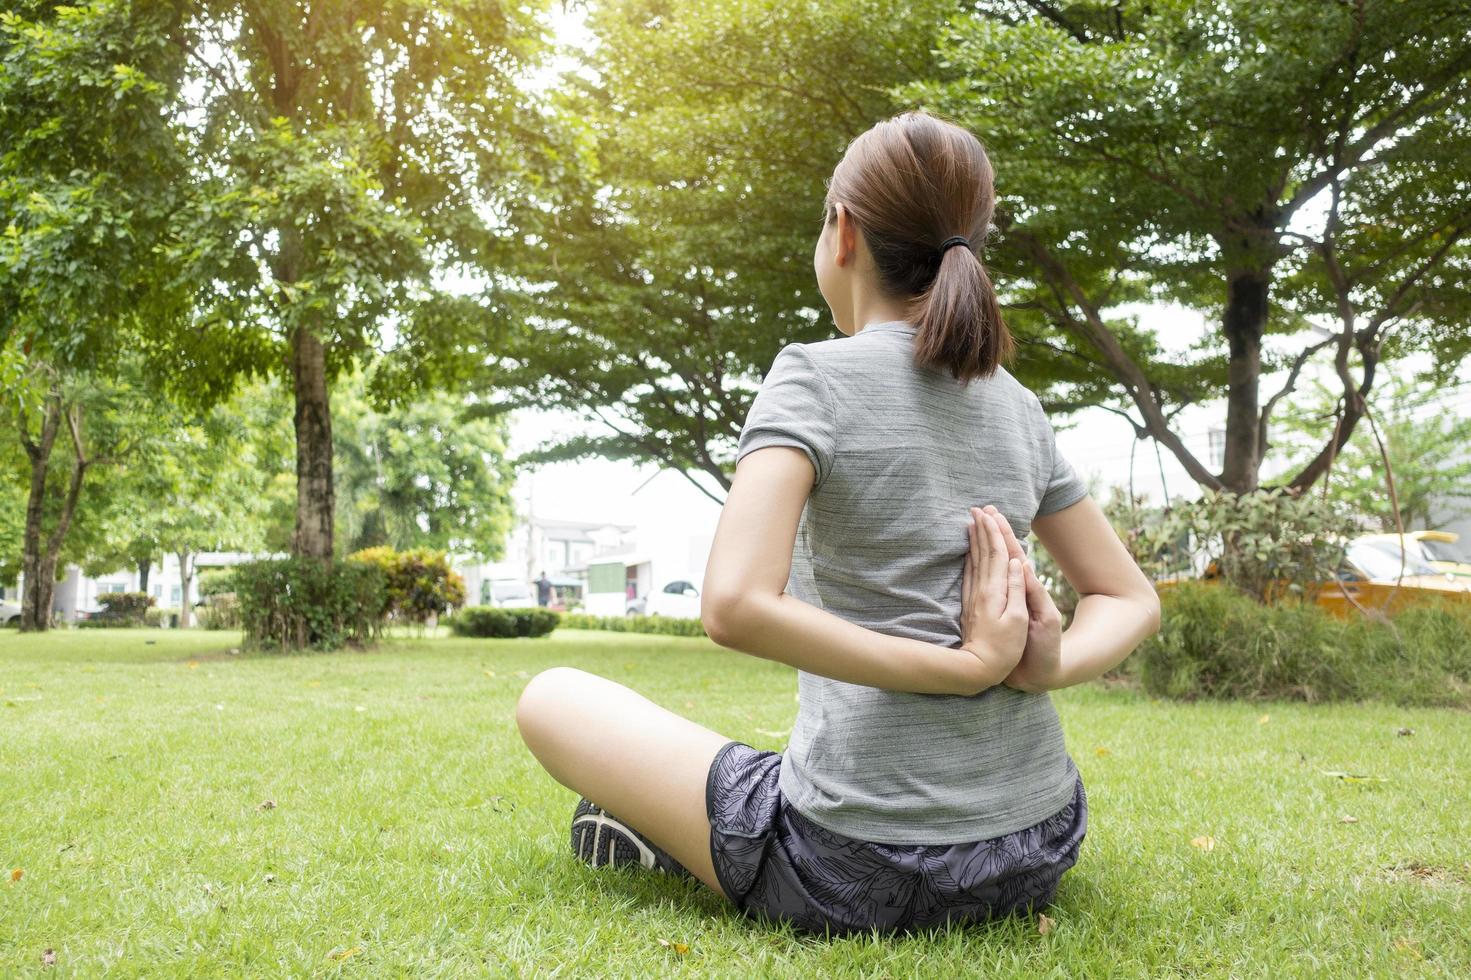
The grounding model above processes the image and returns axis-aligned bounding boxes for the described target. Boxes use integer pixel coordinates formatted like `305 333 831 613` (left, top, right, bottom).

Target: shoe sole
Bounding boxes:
571 798 693 879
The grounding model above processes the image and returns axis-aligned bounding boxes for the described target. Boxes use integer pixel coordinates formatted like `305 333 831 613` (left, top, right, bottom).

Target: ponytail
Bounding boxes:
824 109 1015 384
907 244 1013 383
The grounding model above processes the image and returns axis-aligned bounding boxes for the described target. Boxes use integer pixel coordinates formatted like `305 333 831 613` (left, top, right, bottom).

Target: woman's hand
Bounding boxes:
958 507 1029 689
980 505 1065 694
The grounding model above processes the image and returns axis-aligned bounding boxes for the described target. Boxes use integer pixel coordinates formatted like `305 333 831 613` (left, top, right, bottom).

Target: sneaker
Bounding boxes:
570 797 695 880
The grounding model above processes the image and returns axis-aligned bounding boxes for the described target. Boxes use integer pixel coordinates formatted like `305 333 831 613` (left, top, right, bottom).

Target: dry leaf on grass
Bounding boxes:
1396 727 1414 737
1037 913 1055 935
1257 714 1270 724
258 800 276 811
187 661 199 669
41 949 56 968
1190 835 1216 852
9 869 21 882
327 946 361 962
656 938 691 954
1340 815 1359 824
1095 747 1110 757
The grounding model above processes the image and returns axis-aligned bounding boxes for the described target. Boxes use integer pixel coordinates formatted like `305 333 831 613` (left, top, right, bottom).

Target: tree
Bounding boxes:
331 370 516 560
1275 374 1471 532
908 0 1471 494
0 0 189 629
157 0 552 559
444 0 1116 503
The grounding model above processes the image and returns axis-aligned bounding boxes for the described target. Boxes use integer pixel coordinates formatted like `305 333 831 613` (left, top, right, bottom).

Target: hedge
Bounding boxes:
1136 581 1471 707
234 557 387 651
557 612 707 637
447 606 560 638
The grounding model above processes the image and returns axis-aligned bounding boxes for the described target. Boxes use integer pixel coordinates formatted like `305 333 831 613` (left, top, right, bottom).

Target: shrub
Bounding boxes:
234 557 388 651
1138 581 1471 707
447 606 560 639
196 593 241 631
144 606 180 628
347 546 467 625
197 568 236 597
557 612 707 637
83 591 155 627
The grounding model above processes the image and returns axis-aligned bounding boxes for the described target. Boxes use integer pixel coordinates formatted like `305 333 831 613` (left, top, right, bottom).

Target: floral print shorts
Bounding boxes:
705 739 1087 937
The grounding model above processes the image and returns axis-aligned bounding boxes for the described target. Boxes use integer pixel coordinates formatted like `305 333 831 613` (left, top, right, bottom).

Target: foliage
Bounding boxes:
446 606 559 639
557 612 708 638
233 558 387 652
1273 375 1471 532
1139 582 1471 707
195 594 241 631
330 374 517 561
346 546 467 626
197 569 236 598
143 606 178 628
97 591 154 623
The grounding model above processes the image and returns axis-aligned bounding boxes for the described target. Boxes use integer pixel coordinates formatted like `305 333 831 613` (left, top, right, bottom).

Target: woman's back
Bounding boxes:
735 319 1088 844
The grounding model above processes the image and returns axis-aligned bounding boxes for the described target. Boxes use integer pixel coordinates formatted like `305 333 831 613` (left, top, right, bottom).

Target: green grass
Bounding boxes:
2 628 1468 977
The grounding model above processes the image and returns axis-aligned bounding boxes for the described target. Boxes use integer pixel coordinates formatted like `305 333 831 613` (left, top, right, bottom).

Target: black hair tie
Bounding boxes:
939 235 971 255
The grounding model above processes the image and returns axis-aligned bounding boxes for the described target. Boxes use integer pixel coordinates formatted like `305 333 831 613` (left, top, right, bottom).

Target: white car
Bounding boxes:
1 600 20 626
641 579 701 620
485 578 536 608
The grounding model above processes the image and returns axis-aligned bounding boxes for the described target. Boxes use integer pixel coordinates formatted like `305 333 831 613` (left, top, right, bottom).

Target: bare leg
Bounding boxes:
515 666 735 900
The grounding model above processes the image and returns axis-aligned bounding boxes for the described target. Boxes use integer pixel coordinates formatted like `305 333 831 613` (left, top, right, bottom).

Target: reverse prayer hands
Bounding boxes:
980 505 1065 693
958 506 1029 687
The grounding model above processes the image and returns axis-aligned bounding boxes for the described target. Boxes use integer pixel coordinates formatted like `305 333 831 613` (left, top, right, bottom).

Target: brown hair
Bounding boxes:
823 109 1014 382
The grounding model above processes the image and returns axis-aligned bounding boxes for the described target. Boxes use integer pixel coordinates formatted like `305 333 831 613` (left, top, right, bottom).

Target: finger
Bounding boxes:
1023 559 1048 604
1005 557 1025 615
961 551 973 626
984 511 1009 599
985 505 1025 562
969 508 986 585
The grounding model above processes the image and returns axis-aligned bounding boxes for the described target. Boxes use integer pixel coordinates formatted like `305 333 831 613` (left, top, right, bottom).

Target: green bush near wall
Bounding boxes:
234 558 387 651
1137 582 1471 707
558 612 707 637
447 606 560 639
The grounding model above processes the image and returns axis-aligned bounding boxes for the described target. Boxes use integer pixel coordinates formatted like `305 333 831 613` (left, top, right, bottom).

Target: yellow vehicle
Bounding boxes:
1356 530 1471 583
1315 535 1471 618
1158 533 1471 619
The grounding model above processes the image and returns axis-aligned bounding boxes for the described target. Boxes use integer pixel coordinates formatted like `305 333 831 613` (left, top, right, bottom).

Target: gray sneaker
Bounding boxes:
570 797 695 880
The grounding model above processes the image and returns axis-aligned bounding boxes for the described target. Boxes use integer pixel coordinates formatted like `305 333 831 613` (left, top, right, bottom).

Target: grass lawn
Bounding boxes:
2 628 1468 977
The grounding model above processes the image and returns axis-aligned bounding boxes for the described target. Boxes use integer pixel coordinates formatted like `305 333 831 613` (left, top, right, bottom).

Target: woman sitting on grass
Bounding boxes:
516 109 1161 937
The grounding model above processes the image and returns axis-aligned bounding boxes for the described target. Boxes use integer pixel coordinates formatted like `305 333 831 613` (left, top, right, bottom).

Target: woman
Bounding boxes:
516 109 1160 936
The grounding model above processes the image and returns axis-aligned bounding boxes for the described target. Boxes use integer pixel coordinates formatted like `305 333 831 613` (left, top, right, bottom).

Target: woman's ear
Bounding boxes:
833 202 856 267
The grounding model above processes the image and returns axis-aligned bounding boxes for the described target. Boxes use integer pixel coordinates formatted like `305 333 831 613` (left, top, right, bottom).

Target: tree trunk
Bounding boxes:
138 557 151 594
177 550 193 628
19 395 62 631
292 326 335 560
1219 268 1269 492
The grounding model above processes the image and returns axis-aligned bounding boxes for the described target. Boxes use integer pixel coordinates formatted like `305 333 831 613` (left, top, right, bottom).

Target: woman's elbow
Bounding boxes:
1139 586 1162 637
700 588 744 647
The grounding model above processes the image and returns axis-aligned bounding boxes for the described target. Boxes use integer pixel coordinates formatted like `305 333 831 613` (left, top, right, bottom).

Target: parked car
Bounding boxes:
1356 530 1471 583
638 579 701 620
1 599 20 626
484 578 535 608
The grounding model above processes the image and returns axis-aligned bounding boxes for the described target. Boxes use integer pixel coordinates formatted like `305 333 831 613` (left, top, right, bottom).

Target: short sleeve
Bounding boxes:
736 344 837 488
1036 411 1089 517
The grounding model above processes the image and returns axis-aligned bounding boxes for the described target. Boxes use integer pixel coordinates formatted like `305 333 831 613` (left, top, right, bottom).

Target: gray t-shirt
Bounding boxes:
734 319 1089 844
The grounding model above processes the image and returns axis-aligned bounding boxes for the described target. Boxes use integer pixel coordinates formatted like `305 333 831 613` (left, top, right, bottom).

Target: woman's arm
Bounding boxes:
1018 494 1162 691
701 446 1023 697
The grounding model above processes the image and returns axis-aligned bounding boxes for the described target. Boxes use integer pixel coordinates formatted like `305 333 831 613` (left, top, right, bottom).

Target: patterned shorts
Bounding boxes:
705 739 1087 937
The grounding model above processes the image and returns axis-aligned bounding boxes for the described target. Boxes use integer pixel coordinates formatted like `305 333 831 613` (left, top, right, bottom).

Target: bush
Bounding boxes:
234 558 388 651
1138 581 1471 706
447 606 560 639
557 612 707 637
347 546 466 625
197 569 236 597
196 593 241 630
81 591 156 627
144 607 179 628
